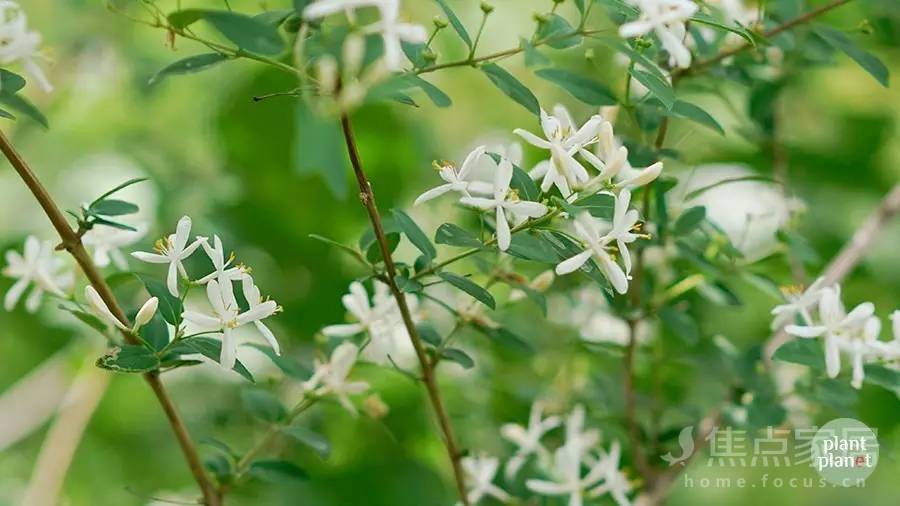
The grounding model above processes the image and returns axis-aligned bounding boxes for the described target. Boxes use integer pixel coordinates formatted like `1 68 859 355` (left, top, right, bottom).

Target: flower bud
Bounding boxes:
363 394 390 419
85 286 129 332
134 297 159 329
619 162 662 188
433 16 448 29
316 55 339 95
343 34 366 77
480 1 494 14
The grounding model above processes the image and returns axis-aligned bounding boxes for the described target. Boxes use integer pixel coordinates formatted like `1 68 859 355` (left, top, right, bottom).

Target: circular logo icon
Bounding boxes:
810 418 878 486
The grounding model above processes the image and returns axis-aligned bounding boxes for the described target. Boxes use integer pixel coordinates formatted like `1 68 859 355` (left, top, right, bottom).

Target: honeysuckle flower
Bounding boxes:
459 156 548 251
714 0 758 26
619 0 698 69
322 281 417 364
182 280 279 370
196 235 248 290
3 236 71 312
562 404 601 459
85 286 158 334
785 286 874 378
302 0 386 21
526 444 606 506
82 224 146 270
875 311 900 361
841 316 882 389
131 216 204 297
414 146 492 205
461 455 511 505
501 401 561 479
586 442 633 506
555 211 629 294
241 277 281 356
302 342 369 414
0 1 52 92
515 107 602 195
770 277 826 330
615 161 663 189
603 189 641 275
364 1 427 71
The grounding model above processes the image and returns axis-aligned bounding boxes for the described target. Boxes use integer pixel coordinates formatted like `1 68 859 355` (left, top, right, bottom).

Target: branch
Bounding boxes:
675 0 854 78
339 114 471 505
0 132 222 506
765 182 900 359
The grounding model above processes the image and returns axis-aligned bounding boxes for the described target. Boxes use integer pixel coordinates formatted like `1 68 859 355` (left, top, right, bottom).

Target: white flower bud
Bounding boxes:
619 161 662 188
134 297 159 330
342 34 366 78
317 55 339 95
85 286 129 332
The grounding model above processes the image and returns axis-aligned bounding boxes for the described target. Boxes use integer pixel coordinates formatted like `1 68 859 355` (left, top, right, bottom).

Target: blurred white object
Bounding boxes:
0 350 72 452
670 164 796 262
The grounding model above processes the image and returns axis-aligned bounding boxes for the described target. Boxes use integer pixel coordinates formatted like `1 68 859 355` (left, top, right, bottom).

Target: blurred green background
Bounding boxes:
1 0 899 505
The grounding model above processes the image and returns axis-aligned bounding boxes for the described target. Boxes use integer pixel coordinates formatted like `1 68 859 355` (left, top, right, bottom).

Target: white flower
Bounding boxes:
363 1 427 71
241 277 281 356
461 455 511 505
840 316 883 389
785 285 874 378
501 401 561 479
459 156 548 251
196 235 248 288
3 236 71 312
182 280 279 370
302 0 385 20
322 281 417 364
302 342 369 414
602 189 641 275
586 441 633 506
555 211 630 294
770 277 826 330
85 285 157 334
82 224 146 270
0 1 52 92
131 216 204 297
526 444 606 506
619 0 698 69
414 146 492 205
582 120 630 185
615 162 663 189
562 404 601 459
516 106 603 196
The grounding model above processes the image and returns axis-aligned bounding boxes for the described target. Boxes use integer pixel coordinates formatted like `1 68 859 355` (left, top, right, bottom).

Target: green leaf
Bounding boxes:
476 325 533 353
247 460 308 482
244 343 310 378
282 425 331 458
521 37 550 68
0 69 26 94
89 199 139 217
241 389 286 423
168 9 285 55
293 0 312 13
417 324 442 347
577 192 616 219
96 345 160 373
90 217 138 232
535 14 582 49
772 338 824 371
442 348 475 369
139 313 171 351
658 306 699 344
433 0 473 49
254 9 294 27
435 223 482 248
59 305 109 334
150 53 230 85
535 68 617 106
690 12 756 46
167 337 255 382
438 272 495 309
91 178 149 205
596 38 667 82
396 275 424 293
365 232 401 263
672 206 706 235
0 107 14 120
629 68 675 109
135 274 183 326
0 93 48 128
815 25 889 87
506 233 559 264
295 100 347 198
408 75 452 107
392 209 436 261
863 364 900 396
664 100 724 135
481 63 540 115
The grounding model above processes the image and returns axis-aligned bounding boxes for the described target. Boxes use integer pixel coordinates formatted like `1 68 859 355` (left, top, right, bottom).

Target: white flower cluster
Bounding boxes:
619 0 699 69
0 0 51 92
2 236 71 312
322 280 420 364
416 104 661 294
132 216 281 370
463 404 632 506
302 341 370 414
778 279 900 389
303 0 427 72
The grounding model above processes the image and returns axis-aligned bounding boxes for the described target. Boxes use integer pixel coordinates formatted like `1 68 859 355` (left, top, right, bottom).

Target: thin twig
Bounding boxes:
339 114 470 505
0 132 221 506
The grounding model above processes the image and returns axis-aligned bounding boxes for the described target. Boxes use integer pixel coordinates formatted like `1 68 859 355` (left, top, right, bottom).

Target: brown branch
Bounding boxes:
339 114 470 505
624 318 652 481
675 0 854 78
765 182 900 359
0 131 221 506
